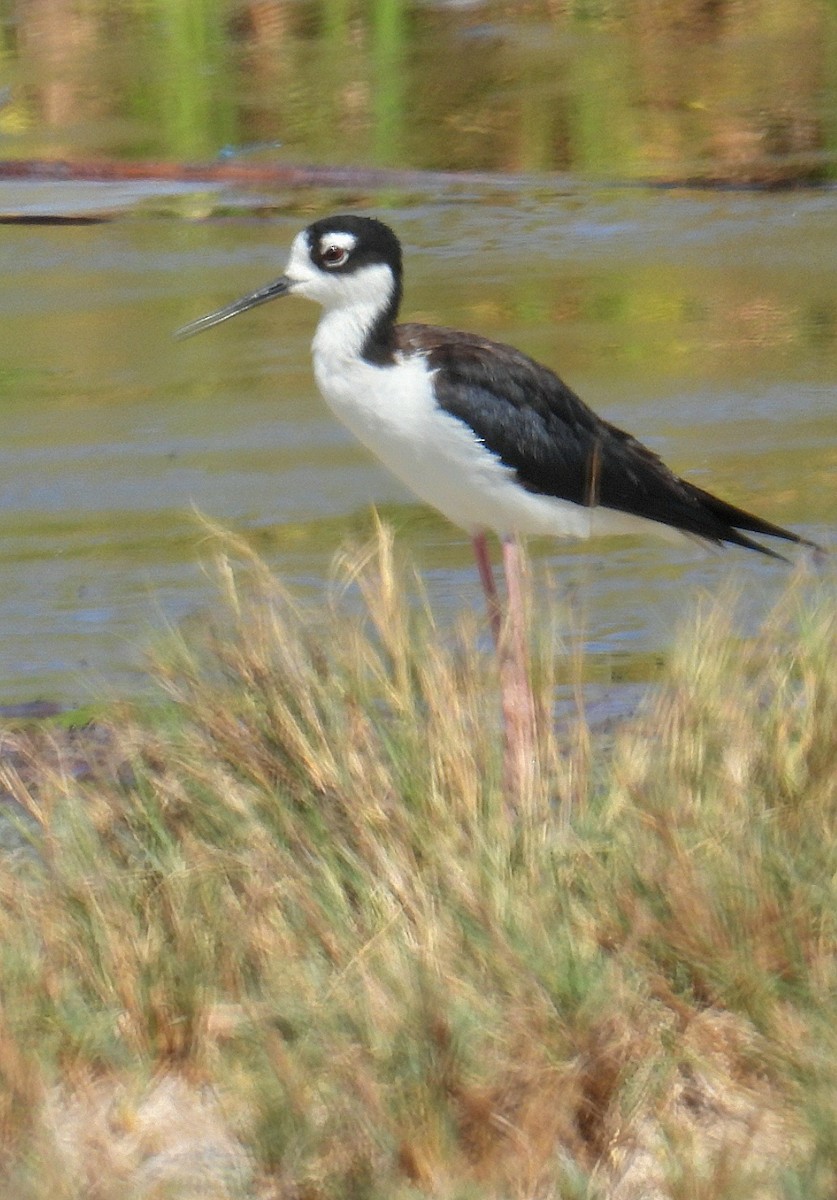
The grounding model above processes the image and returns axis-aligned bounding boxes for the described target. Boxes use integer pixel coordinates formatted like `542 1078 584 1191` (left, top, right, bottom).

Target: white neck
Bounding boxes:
311 300 381 367
298 260 395 368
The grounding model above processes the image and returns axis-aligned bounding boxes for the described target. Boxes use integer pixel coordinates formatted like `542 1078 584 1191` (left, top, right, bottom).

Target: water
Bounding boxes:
0 1 834 709
1 187 833 706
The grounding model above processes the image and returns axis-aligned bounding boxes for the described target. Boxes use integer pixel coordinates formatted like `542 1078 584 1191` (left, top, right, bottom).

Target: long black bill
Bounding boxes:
174 275 292 339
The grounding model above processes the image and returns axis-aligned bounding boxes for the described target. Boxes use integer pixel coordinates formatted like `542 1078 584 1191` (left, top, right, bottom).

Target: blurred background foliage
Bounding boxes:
1 0 835 182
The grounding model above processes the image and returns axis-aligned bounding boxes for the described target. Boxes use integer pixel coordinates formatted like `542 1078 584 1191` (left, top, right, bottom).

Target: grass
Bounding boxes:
0 522 834 1199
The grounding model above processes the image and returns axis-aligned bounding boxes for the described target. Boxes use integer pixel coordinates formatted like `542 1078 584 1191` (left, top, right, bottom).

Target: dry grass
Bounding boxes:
0 523 833 1199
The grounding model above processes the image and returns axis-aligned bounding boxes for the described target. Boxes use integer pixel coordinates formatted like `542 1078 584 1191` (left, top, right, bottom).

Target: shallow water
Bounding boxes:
1 0 835 709
1 187 834 706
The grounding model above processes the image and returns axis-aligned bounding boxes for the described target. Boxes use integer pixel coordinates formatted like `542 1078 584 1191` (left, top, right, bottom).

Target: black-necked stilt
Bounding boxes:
177 214 818 796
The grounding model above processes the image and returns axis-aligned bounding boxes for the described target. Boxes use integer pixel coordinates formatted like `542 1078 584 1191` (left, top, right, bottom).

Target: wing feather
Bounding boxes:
396 323 813 557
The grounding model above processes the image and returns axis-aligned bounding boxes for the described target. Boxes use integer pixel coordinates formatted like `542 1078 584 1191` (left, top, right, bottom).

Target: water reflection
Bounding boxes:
1 0 835 182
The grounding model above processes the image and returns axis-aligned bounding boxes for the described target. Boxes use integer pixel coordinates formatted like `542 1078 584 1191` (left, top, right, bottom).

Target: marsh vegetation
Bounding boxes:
0 526 833 1197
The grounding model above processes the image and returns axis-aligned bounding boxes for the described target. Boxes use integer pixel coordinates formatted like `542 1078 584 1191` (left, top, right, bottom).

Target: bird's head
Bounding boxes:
176 215 403 339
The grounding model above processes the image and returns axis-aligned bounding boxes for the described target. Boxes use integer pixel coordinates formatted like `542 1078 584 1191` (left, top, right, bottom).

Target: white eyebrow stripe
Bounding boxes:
320 231 357 254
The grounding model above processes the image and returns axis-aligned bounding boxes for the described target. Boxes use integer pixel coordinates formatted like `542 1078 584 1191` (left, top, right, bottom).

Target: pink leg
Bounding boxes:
499 536 537 798
472 531 502 648
471 532 537 802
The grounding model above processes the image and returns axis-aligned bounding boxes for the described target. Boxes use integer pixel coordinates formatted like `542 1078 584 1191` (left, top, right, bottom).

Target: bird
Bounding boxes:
177 214 818 797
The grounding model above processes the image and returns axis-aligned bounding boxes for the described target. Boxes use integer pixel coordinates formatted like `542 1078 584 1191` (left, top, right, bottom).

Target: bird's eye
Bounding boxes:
322 245 349 268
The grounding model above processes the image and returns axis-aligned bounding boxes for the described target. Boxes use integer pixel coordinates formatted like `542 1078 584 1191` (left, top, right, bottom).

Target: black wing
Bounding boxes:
397 323 815 559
